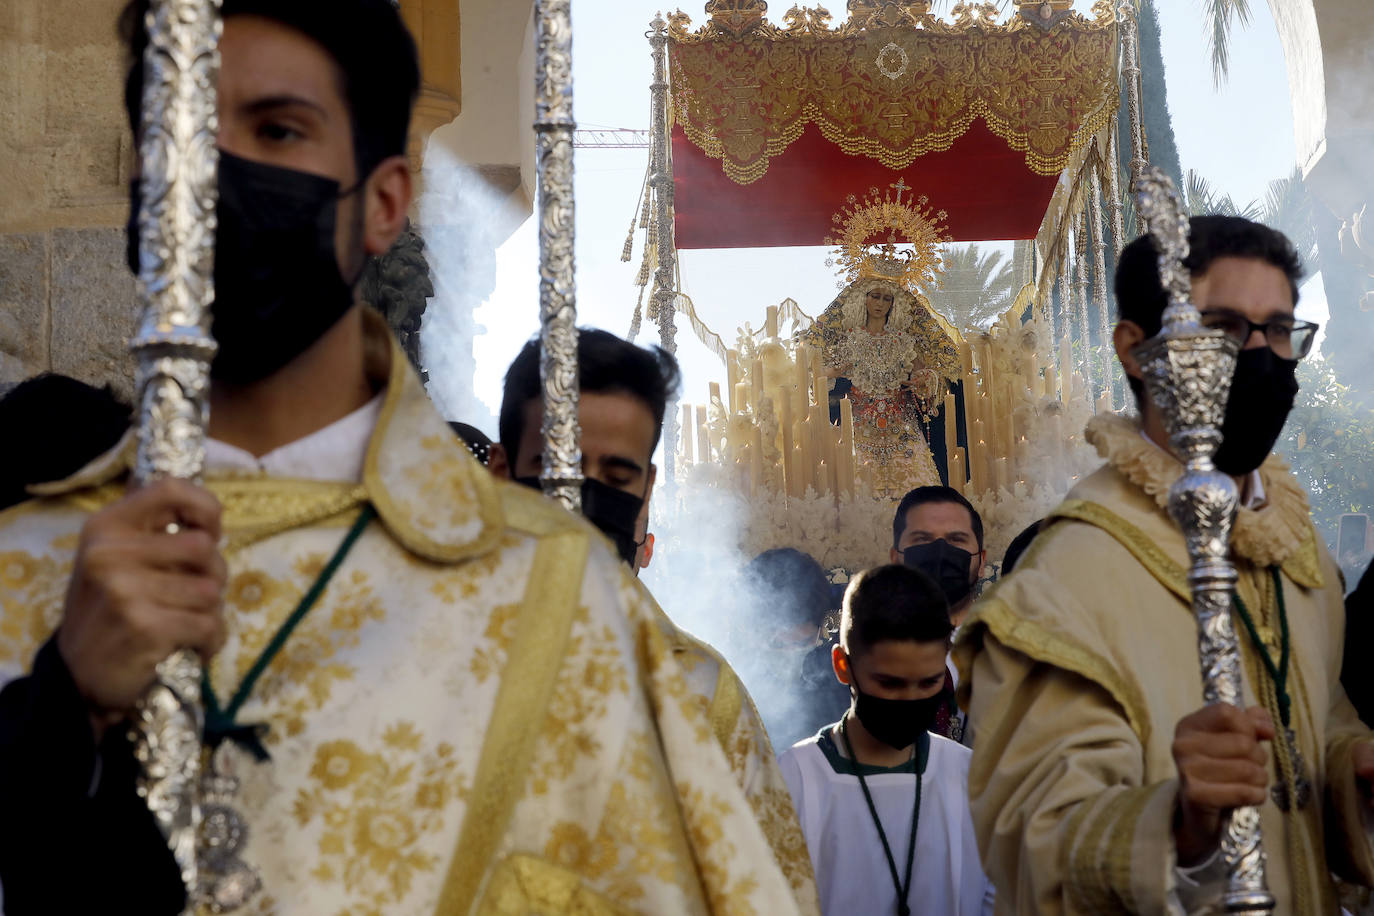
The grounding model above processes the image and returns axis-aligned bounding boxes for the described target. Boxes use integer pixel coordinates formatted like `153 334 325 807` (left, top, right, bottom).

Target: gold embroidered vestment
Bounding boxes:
0 320 819 916
952 413 1374 915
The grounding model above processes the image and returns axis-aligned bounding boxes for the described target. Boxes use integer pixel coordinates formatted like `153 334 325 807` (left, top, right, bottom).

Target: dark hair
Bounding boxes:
449 421 492 466
0 375 130 511
498 328 682 464
891 485 984 551
1115 215 1304 403
120 0 419 179
1001 519 1044 576
840 564 952 656
744 548 834 631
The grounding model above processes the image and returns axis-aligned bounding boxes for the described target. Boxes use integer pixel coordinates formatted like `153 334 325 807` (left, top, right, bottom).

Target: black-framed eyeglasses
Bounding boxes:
1199 309 1320 360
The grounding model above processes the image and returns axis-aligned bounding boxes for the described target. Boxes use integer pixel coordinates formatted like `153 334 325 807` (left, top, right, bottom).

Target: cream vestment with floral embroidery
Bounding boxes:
952 413 1374 916
0 316 819 916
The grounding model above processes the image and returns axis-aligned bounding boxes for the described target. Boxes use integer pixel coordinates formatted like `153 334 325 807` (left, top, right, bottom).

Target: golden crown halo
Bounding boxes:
824 180 951 295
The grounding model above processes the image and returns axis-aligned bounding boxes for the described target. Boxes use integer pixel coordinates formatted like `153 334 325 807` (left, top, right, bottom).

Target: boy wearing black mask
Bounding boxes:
778 565 995 916
0 4 819 914
955 216 1374 912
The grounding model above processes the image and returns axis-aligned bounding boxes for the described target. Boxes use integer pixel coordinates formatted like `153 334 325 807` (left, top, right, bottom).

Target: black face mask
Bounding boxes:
514 475 645 567
1213 346 1300 477
902 539 977 608
126 152 364 385
851 679 944 750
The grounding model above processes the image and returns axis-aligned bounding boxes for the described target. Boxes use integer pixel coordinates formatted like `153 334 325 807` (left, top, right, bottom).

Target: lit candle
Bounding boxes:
726 350 740 414
750 425 764 497
696 405 710 464
779 394 794 496
996 457 1009 491
839 396 855 499
972 418 987 494
943 391 957 480
960 341 974 379
1044 363 1058 401
681 403 695 464
766 305 779 340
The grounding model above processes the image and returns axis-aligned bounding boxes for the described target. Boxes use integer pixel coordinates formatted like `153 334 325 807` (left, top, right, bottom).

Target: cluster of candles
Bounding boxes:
677 304 1108 503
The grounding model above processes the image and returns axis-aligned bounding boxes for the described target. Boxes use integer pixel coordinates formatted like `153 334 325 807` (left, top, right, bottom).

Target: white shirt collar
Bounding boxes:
205 393 384 483
1138 430 1265 510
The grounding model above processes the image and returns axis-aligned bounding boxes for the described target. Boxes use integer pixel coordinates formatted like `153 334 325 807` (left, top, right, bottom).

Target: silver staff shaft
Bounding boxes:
648 13 678 484
1130 166 1274 914
533 0 582 512
127 0 222 911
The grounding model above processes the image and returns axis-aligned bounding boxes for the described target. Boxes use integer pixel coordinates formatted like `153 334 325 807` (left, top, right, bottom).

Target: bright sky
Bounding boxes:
460 0 1322 439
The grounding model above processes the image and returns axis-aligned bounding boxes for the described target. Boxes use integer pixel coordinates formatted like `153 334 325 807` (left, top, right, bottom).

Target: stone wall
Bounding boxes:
0 0 472 404
0 0 138 397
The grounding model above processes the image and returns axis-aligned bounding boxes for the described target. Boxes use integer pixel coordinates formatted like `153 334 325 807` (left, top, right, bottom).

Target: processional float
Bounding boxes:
128 0 582 909
627 0 1151 565
1133 165 1274 913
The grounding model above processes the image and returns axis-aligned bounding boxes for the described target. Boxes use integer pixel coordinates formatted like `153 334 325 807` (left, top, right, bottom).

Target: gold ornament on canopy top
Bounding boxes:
824 181 952 298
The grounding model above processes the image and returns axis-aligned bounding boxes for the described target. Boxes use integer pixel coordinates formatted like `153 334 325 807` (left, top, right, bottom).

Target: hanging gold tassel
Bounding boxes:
628 285 645 341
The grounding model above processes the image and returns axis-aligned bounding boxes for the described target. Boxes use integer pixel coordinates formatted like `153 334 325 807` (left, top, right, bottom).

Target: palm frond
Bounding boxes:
1204 0 1253 87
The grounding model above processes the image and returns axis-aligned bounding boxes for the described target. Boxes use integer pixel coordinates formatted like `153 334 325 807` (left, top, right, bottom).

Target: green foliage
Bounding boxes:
924 244 1016 331
1277 358 1374 550
1184 170 1262 219
1203 0 1252 86
1122 0 1185 193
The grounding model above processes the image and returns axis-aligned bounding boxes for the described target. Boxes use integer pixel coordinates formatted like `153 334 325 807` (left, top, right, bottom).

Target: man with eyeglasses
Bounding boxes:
952 215 1374 913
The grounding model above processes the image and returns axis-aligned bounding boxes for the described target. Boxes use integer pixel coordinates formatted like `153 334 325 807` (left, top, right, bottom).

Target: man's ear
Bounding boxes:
487 443 512 480
1113 321 1147 385
831 644 852 686
889 546 902 565
638 533 655 570
975 549 987 580
362 155 413 256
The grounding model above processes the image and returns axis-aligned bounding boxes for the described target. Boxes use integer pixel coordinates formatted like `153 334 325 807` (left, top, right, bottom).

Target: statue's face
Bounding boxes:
865 288 895 324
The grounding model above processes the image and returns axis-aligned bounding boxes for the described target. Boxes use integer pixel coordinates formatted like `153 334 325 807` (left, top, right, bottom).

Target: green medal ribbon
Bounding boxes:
840 716 922 916
1231 566 1291 728
202 504 377 760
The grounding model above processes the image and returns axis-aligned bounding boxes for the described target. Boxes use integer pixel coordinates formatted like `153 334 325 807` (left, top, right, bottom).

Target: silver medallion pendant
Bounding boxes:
1270 727 1312 812
197 744 263 912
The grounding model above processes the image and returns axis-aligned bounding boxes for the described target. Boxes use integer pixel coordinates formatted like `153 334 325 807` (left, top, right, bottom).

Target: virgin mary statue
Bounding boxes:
805 278 963 498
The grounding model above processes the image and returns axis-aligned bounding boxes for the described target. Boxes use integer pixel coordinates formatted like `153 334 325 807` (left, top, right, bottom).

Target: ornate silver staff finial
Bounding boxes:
127 0 222 912
1130 165 1274 914
648 12 679 486
533 0 583 512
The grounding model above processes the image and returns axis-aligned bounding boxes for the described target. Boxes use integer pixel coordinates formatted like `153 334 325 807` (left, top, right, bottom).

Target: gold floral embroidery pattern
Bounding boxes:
0 547 69 669
469 602 520 684
292 722 468 912
675 783 761 916
529 605 631 796
216 551 387 743
745 785 816 900
475 854 632 916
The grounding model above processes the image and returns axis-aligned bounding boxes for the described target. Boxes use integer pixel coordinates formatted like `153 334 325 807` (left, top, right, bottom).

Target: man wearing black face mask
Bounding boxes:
0 4 821 914
890 486 985 745
488 328 680 572
487 328 820 908
891 486 986 629
954 215 1374 913
778 565 995 916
